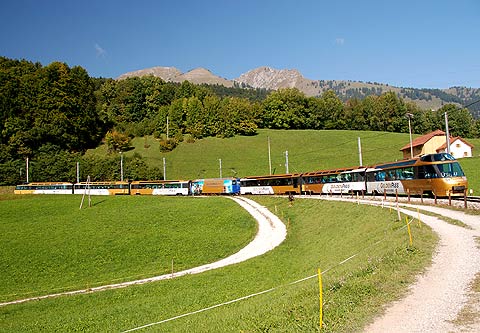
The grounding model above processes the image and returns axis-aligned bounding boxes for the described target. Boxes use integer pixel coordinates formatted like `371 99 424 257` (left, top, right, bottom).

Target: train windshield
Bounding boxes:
436 162 465 178
420 153 456 162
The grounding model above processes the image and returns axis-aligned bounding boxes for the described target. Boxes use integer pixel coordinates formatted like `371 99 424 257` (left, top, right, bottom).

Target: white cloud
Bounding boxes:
95 43 106 57
335 38 345 45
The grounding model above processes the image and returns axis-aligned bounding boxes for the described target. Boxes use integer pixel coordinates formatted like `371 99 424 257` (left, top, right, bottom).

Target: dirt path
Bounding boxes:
0 197 286 307
311 196 480 332
365 205 480 332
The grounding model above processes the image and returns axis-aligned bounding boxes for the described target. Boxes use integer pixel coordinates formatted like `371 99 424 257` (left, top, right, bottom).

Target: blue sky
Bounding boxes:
1 0 479 88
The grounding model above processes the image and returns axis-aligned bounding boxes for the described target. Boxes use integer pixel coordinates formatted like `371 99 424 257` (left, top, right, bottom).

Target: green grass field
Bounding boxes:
87 129 480 192
0 195 256 302
458 156 480 195
116 130 418 178
0 195 437 332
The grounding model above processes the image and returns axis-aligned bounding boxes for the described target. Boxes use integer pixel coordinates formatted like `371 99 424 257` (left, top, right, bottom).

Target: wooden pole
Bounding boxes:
318 268 323 330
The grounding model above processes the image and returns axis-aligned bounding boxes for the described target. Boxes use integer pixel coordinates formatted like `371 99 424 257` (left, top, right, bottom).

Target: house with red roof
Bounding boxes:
400 129 474 159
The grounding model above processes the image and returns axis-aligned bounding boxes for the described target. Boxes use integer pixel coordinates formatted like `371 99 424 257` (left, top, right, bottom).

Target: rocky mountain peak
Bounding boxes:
235 66 304 90
117 66 182 81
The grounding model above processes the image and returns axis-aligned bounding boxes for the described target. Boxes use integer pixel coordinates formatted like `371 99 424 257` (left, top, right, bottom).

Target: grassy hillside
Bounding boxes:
90 130 418 178
1 196 436 332
0 196 255 301
459 156 480 195
88 129 480 192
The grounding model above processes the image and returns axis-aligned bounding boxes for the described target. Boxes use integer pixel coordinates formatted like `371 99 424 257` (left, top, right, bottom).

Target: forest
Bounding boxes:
1 56 479 184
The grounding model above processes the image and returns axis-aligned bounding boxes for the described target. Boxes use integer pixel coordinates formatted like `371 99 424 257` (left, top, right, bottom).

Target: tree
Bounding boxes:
0 60 103 160
184 96 205 138
344 97 369 130
262 88 308 129
436 104 476 138
321 90 345 129
218 97 258 137
105 130 131 153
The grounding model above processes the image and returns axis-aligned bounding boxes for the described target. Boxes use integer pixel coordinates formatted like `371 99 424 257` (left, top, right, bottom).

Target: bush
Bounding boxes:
159 138 179 152
105 130 131 153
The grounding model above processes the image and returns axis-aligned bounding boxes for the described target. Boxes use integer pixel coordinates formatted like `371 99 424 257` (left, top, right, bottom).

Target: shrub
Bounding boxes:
159 138 179 152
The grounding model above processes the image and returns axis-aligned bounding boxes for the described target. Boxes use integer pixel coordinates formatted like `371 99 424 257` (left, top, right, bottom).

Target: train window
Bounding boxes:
401 167 414 180
375 171 386 181
421 153 455 162
418 165 438 179
307 176 322 184
436 162 465 178
384 171 395 181
352 173 365 182
366 172 376 182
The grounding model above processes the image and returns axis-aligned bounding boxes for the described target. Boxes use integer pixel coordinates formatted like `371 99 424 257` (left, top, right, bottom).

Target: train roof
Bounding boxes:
74 181 129 185
240 173 302 180
371 153 457 169
130 180 188 183
17 182 72 185
302 167 364 177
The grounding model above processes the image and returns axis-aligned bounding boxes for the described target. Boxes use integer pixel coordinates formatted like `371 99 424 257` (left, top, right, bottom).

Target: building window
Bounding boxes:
456 143 461 148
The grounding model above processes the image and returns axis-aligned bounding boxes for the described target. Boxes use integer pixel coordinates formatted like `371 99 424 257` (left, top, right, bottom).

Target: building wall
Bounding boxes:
402 145 423 159
445 139 472 158
401 134 473 159
421 136 447 155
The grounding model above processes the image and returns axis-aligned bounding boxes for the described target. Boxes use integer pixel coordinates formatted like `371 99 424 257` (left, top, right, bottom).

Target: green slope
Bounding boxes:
88 129 480 192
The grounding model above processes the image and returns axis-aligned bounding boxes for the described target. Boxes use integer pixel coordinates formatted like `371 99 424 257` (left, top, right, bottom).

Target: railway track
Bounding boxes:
452 196 480 204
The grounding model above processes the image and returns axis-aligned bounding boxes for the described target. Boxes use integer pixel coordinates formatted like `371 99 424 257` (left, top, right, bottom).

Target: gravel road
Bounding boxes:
306 195 480 332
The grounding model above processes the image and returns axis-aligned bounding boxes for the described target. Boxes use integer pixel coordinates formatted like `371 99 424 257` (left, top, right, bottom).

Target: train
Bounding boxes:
14 153 468 198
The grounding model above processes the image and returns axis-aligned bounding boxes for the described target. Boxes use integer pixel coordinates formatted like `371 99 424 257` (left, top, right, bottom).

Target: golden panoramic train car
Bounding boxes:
240 174 302 195
366 153 468 197
301 167 367 194
130 180 190 195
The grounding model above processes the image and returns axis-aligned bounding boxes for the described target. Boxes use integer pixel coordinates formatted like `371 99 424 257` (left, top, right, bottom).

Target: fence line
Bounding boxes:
122 204 418 332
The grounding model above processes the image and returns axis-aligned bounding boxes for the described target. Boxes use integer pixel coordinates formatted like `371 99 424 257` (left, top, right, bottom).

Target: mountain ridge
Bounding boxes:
118 66 480 116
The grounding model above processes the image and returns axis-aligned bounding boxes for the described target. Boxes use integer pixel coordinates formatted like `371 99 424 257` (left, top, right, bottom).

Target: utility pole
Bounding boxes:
26 157 29 183
285 151 289 174
357 137 363 166
268 136 272 175
76 162 80 183
444 112 451 154
406 113 414 158
219 158 223 178
120 152 124 181
163 157 166 180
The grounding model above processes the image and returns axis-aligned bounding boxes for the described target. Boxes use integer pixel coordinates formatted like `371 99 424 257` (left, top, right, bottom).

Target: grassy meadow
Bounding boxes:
87 129 480 192
458 156 480 195
0 195 256 302
0 195 437 332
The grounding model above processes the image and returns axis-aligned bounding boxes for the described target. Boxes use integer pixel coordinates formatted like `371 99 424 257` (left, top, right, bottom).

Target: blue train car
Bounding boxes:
191 178 240 195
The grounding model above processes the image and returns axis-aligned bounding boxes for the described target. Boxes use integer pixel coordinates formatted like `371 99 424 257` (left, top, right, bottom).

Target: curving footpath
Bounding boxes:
307 195 480 333
0 197 287 307
365 202 480 333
